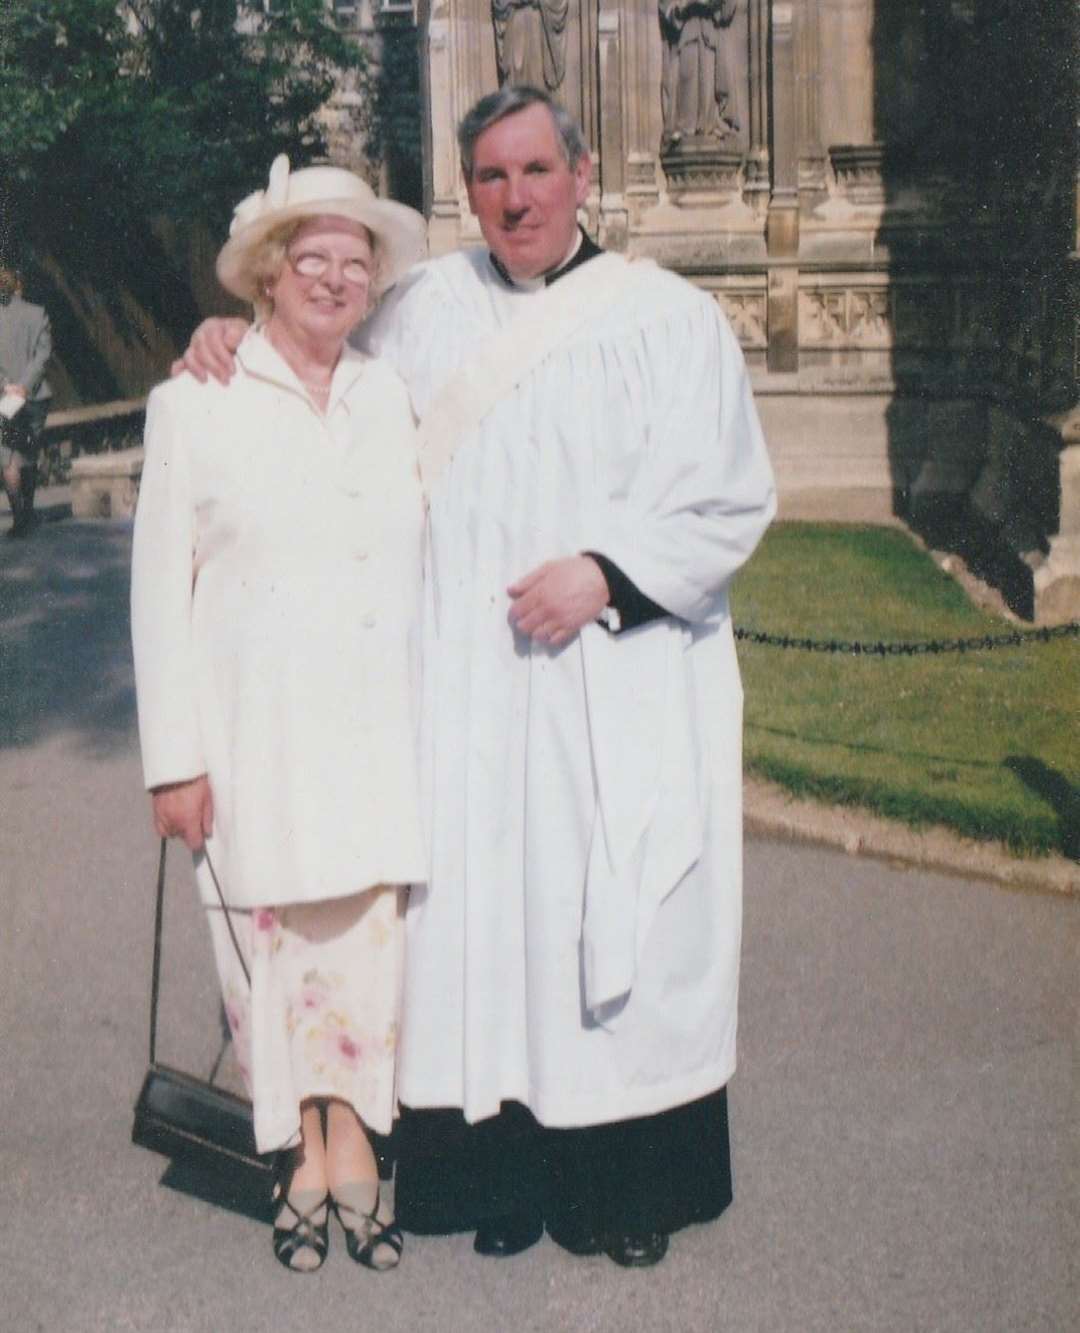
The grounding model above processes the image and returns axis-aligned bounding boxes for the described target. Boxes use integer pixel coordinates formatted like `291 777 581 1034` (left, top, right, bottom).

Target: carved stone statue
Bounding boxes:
659 1 740 145
492 0 571 94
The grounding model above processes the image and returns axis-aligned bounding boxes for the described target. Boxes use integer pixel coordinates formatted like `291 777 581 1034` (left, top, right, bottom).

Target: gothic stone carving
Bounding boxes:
800 282 1004 365
492 1 569 93
659 2 740 146
801 289 856 346
801 286 899 350
828 144 887 206
712 289 767 349
659 145 743 194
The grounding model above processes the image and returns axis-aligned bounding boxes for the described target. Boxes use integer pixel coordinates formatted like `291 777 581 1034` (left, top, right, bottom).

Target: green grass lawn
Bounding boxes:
731 523 1079 858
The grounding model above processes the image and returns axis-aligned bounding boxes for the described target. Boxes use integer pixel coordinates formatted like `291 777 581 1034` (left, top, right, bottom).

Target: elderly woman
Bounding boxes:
131 159 427 1273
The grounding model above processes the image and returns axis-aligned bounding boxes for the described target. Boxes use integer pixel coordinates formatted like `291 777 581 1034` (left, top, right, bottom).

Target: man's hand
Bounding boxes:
170 318 249 384
151 776 214 852
508 556 609 646
5 384 27 398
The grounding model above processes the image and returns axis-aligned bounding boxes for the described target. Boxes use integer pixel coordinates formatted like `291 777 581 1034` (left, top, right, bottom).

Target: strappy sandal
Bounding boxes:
332 1184 403 1271
271 1154 330 1273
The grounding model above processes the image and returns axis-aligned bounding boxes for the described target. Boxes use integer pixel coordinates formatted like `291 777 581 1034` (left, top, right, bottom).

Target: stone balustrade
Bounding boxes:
69 446 144 520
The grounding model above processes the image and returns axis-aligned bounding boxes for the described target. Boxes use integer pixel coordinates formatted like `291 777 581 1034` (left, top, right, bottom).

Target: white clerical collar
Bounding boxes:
489 230 585 292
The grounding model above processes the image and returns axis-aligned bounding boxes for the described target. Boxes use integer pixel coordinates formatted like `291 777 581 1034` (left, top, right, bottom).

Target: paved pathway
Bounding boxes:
1 518 1076 1332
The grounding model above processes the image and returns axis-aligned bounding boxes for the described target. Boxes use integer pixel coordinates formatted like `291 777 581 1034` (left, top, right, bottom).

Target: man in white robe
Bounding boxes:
180 85 775 1267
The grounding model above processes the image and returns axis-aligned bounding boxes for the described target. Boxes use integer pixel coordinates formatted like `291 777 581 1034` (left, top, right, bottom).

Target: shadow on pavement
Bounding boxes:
157 1155 271 1225
0 520 136 755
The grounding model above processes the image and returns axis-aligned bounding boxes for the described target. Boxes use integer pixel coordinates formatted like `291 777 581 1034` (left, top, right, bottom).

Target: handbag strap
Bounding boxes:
148 838 167 1066
202 844 251 989
146 837 252 1068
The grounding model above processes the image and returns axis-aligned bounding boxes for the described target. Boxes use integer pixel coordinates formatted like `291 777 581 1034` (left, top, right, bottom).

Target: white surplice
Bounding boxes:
361 248 776 1128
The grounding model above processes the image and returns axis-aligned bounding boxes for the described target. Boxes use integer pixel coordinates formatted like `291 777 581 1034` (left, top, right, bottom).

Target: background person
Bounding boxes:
178 86 776 1269
131 157 427 1273
0 266 52 537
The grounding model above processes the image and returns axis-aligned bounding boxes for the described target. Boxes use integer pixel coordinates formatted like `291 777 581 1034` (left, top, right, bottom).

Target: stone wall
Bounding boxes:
419 0 1079 620
321 1 425 209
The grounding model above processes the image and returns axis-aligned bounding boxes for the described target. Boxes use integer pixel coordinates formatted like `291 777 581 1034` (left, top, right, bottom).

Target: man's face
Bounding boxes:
465 103 592 281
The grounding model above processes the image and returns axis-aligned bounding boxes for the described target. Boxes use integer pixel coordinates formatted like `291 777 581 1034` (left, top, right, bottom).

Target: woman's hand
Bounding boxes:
170 318 249 385
151 776 214 852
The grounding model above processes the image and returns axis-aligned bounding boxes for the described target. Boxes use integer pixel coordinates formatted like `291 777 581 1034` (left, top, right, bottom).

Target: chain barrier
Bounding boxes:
733 621 1079 656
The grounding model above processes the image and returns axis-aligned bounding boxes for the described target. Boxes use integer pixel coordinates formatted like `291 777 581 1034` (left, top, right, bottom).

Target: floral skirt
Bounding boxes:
205 885 405 1155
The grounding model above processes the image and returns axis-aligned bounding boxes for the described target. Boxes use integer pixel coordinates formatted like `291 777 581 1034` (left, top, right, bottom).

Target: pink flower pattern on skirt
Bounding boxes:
205 884 404 1153
221 983 252 1085
253 907 276 935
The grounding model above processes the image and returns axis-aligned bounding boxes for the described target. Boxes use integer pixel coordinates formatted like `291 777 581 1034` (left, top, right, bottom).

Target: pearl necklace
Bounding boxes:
297 378 332 414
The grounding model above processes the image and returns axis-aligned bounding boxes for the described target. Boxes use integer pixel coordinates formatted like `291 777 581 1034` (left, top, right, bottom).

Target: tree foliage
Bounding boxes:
0 1 366 257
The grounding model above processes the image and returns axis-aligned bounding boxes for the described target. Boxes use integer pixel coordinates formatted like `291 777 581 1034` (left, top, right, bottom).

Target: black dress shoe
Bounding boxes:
473 1208 544 1257
603 1229 669 1268
545 1212 603 1257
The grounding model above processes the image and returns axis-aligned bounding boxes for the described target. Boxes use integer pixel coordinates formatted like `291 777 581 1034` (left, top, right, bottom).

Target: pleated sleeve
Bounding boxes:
584 290 776 624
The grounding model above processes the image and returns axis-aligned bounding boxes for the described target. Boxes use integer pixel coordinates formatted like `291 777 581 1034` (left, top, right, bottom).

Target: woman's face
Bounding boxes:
268 216 375 348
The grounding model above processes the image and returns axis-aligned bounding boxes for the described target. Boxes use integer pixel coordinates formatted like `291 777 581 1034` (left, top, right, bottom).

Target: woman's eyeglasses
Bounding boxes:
289 251 372 286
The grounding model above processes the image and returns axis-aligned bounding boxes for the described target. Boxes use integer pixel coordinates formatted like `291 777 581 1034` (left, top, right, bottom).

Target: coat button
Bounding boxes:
354 549 368 561
361 613 377 628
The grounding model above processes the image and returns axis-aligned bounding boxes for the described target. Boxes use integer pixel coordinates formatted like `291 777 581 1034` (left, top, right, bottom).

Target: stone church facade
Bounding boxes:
413 0 1078 621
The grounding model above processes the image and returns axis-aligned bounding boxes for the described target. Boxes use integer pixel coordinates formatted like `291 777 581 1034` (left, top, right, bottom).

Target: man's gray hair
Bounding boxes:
458 86 589 179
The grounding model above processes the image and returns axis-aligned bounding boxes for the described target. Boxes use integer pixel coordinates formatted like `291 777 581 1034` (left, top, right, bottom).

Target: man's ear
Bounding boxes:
573 152 593 207
464 171 478 218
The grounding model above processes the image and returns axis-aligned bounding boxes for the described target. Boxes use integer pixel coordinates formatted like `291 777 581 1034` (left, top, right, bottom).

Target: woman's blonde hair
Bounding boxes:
245 220 300 322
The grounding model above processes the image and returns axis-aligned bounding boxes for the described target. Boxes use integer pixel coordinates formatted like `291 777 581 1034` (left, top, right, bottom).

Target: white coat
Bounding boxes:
362 250 776 1128
130 330 427 910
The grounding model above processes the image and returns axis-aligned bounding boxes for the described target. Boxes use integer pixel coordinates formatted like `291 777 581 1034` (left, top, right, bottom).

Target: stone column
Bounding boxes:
796 0 827 209
619 0 662 226
576 0 600 158
417 0 435 217
1034 407 1080 623
744 0 770 213
1033 240 1080 622
767 1 800 373
597 3 626 248
818 0 872 145
423 0 498 255
819 0 882 204
423 0 460 254
1029 415 1077 623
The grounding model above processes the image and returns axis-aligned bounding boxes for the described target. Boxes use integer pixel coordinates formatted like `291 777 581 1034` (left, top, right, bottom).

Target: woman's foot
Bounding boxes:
325 1098 379 1192
272 1153 330 1273
332 1181 403 1271
325 1100 402 1270
271 1104 330 1273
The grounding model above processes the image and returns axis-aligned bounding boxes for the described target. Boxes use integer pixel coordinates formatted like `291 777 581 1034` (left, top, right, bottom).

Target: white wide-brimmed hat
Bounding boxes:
216 155 427 302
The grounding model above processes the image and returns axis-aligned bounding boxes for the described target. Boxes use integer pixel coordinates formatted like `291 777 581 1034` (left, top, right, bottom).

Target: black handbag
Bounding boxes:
131 839 271 1180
